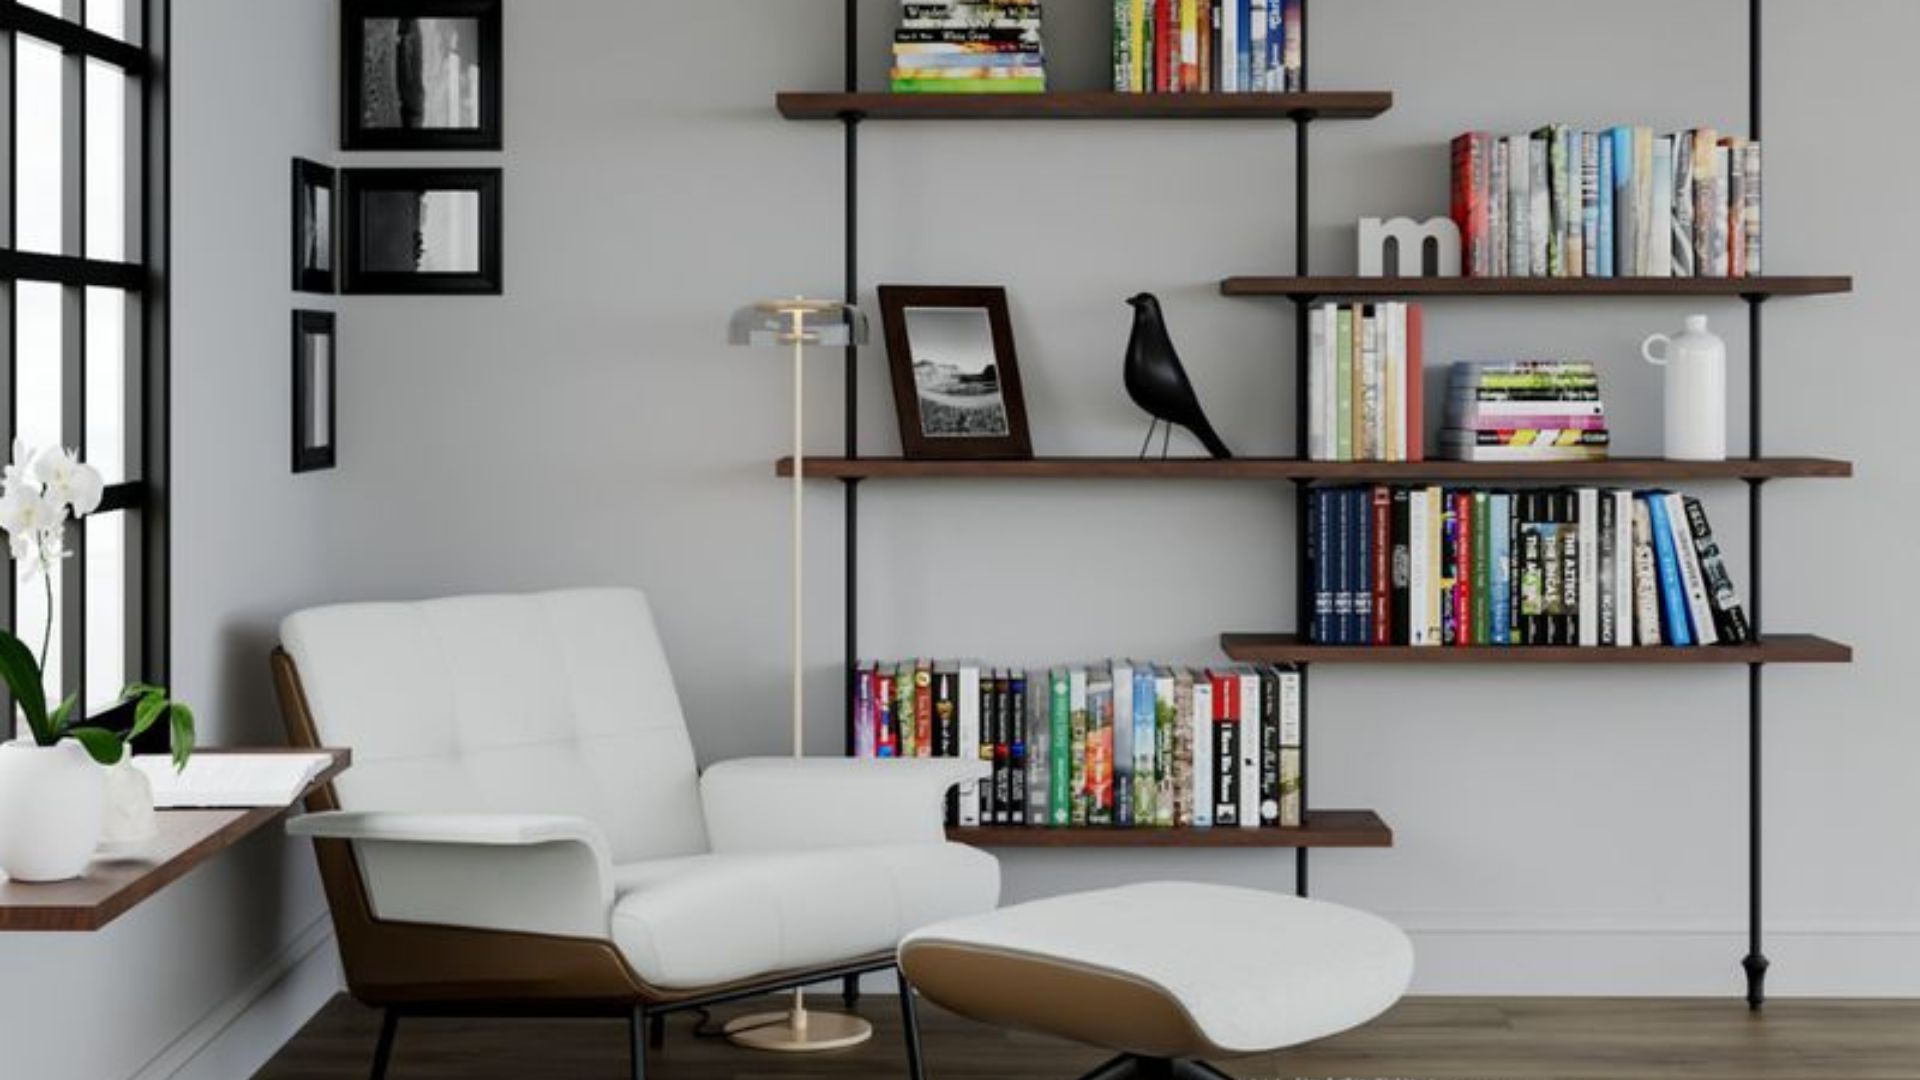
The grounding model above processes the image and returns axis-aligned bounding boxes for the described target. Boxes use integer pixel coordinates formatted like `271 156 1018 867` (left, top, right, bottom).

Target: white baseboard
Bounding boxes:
127 916 342 1080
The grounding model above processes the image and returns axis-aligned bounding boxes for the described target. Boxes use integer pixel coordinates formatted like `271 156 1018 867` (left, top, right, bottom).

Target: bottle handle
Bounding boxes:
1642 333 1672 367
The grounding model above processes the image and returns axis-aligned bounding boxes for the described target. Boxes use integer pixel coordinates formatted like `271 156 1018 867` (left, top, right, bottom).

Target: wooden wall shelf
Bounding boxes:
948 810 1391 848
776 90 1393 122
1220 275 1854 298
0 749 351 932
1220 633 1852 665
778 456 1853 482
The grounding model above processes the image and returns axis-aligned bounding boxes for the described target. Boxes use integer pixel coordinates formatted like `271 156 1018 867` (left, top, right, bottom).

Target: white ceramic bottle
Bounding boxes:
1642 314 1728 461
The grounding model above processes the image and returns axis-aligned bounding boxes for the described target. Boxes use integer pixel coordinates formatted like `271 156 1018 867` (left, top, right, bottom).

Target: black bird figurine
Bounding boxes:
1123 292 1233 459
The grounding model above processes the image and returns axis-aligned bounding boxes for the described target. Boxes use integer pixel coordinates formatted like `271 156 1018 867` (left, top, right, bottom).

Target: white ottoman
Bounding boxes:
898 881 1412 1079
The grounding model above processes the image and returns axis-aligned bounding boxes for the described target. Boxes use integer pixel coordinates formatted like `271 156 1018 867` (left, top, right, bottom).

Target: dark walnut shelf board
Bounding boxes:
1220 275 1854 298
776 91 1393 122
778 456 1852 482
948 810 1391 848
0 748 351 932
1220 633 1852 665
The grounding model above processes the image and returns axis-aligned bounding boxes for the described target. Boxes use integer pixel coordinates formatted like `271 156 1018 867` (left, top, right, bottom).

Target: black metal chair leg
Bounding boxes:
648 1013 665 1050
1173 1060 1238 1080
368 1009 398 1080
1073 1053 1143 1080
630 1007 649 1080
842 973 861 1009
896 969 927 1080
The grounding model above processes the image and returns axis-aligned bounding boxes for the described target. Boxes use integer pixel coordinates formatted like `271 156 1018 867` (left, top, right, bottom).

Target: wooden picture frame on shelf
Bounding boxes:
877 285 1033 461
291 159 337 294
340 0 502 150
340 168 503 295
292 311 337 474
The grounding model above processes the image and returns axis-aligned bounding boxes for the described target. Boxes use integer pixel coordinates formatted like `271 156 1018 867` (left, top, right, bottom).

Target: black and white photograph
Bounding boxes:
291 158 335 294
292 310 337 473
341 168 502 294
341 0 501 149
878 285 1032 460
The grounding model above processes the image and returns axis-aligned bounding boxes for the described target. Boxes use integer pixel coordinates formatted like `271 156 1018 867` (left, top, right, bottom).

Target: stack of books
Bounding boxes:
1307 485 1751 648
852 661 1304 831
1439 361 1608 463
1306 302 1425 462
1112 0 1303 93
1450 126 1761 278
893 2 1046 94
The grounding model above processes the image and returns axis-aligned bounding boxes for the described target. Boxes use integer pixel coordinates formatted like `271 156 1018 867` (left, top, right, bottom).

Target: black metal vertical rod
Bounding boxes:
1294 664 1310 897
1291 0 1312 892
1741 0 1768 1012
841 0 861 757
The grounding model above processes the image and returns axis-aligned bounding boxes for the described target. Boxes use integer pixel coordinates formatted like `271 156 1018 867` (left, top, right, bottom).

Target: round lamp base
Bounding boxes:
723 1008 873 1053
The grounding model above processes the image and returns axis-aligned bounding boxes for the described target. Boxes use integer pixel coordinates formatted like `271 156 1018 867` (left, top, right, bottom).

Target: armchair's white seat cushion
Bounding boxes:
899 882 1411 1059
611 842 999 990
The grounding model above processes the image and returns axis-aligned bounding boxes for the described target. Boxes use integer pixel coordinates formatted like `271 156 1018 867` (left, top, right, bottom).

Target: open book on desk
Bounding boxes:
132 752 336 808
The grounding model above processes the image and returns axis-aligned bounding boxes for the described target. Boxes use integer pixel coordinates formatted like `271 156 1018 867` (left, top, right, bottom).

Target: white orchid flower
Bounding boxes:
1 439 37 498
33 446 103 517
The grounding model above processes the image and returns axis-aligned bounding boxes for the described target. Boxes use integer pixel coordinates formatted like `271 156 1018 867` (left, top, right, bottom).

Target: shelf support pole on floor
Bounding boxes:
1291 0 1313 899
1742 0 1769 1011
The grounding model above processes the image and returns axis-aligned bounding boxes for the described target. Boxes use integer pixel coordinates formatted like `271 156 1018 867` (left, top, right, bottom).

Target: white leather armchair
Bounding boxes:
275 588 999 1080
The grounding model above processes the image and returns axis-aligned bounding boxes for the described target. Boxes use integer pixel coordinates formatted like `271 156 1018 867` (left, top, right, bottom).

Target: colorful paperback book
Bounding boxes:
1049 668 1070 825
1276 667 1302 827
1154 668 1176 827
1172 670 1195 827
1191 673 1214 827
1068 667 1089 824
1209 671 1238 826
1112 661 1135 826
1132 664 1157 827
1489 492 1512 645
1644 494 1692 645
1086 670 1114 825
1597 132 1615 277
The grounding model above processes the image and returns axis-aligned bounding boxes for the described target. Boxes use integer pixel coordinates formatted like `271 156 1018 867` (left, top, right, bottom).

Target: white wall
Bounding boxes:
319 0 1919 997
0 1 346 1078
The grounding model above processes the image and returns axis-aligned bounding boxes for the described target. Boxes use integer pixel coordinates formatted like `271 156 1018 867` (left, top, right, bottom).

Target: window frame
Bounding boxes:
0 0 168 733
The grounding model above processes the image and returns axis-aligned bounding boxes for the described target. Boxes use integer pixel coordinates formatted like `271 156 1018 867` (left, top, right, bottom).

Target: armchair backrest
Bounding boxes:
280 587 709 863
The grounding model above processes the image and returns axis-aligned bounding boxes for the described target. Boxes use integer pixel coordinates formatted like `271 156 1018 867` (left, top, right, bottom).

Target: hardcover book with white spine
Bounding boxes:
1408 488 1430 646
1172 670 1195 827
1633 500 1662 645
1613 491 1634 647
1276 668 1302 828
1024 667 1048 825
1191 674 1213 828
1235 669 1260 830
1671 131 1695 276
1490 138 1509 276
1153 668 1176 827
1743 142 1763 275
1388 303 1408 461
1529 135 1549 275
1650 137 1675 277
1577 488 1599 646
1663 492 1718 644
1426 485 1445 645
958 663 981 826
1307 305 1328 459
1507 134 1530 276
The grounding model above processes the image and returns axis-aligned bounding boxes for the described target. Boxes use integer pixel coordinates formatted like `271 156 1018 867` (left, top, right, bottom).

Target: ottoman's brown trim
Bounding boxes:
900 940 1220 1060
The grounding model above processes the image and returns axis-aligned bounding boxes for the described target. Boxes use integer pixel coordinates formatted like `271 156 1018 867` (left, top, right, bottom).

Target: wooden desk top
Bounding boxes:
0 748 350 932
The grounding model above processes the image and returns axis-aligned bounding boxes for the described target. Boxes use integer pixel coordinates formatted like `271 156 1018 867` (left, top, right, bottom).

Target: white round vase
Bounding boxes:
0 739 107 882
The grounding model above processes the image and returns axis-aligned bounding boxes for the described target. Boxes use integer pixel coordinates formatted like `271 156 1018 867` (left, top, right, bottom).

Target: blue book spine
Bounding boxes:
1490 493 1512 645
1311 489 1331 642
1237 0 1252 93
1332 488 1351 643
1611 126 1634 275
1353 488 1372 646
1265 0 1282 90
1644 494 1693 646
1132 668 1156 826
1597 134 1615 276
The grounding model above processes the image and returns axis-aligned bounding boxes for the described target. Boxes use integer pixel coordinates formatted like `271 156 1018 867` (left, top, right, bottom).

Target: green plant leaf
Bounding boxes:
66 726 125 766
49 693 77 737
128 690 168 740
0 628 49 742
169 703 196 772
120 682 164 702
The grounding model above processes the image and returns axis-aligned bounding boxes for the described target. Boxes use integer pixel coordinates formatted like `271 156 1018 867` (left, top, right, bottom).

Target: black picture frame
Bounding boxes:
292 311 338 473
340 168 502 295
291 158 336 294
877 285 1034 460
341 0 502 150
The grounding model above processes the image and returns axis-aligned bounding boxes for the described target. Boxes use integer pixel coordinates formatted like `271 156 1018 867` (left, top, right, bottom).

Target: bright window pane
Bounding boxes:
86 288 128 483
85 513 126 712
86 0 128 41
17 36 66 256
20 1 66 17
86 61 127 261
16 548 65 710
16 284 67 711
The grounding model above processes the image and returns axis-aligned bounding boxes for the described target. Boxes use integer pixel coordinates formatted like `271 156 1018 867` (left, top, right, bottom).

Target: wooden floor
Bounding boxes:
256 993 1920 1080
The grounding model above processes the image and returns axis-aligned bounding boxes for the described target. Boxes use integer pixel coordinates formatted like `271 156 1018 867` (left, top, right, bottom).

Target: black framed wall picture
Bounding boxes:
341 168 503 295
877 285 1034 460
292 158 337 294
292 311 338 473
341 0 502 150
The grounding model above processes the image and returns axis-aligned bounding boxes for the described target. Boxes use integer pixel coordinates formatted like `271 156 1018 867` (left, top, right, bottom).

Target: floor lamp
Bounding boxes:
724 297 871 1052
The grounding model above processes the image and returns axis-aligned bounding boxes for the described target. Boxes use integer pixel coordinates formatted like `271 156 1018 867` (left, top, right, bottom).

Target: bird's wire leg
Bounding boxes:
1138 418 1160 460
1161 424 1172 460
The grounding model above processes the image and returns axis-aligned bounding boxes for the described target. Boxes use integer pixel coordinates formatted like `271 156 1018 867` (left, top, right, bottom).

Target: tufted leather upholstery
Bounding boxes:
282 588 708 864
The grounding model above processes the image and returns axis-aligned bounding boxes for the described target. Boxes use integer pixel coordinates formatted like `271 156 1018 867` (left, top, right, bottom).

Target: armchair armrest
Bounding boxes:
286 811 614 939
700 757 988 854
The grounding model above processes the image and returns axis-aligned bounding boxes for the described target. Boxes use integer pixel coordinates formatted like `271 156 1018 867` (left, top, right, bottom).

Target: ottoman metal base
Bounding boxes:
1076 1054 1238 1080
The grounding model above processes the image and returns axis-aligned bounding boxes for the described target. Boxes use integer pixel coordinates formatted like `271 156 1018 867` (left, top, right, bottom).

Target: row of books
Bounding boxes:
1305 302 1426 462
1111 0 1303 94
1450 126 1762 278
893 2 1047 94
1441 361 1610 464
852 662 1304 830
1306 486 1750 647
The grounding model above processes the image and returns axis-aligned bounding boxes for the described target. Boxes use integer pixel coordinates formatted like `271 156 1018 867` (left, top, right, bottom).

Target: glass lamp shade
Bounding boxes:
728 298 869 349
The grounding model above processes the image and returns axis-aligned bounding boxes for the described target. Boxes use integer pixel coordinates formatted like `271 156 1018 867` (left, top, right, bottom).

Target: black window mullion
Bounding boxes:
3 21 15 738
0 250 142 288
0 3 145 75
62 1 83 713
